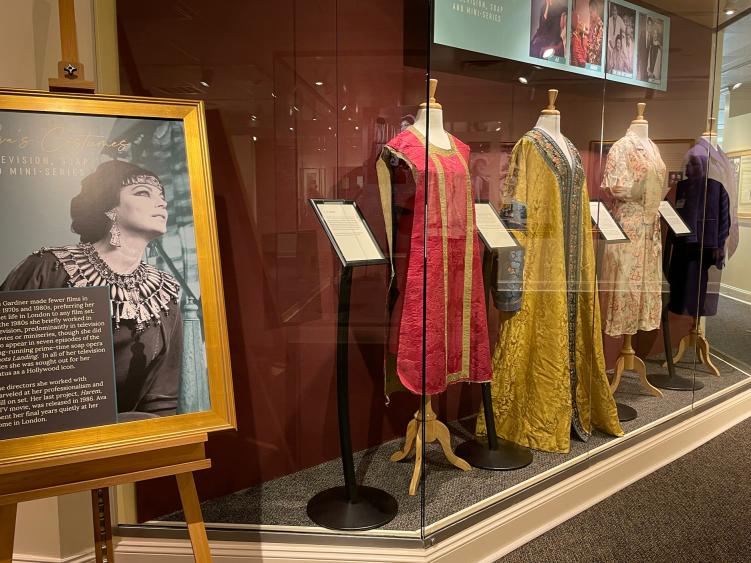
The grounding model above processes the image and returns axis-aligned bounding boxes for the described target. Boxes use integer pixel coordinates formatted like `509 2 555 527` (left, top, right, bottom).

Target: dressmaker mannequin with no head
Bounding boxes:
609 103 663 399
664 117 721 378
535 89 573 167
389 79 471 497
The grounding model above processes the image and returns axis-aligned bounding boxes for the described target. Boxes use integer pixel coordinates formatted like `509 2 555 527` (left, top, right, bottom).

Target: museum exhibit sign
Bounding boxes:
0 89 235 465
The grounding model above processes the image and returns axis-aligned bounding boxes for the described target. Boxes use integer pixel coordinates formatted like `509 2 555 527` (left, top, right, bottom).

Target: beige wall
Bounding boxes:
723 112 751 153
0 0 96 90
720 110 751 299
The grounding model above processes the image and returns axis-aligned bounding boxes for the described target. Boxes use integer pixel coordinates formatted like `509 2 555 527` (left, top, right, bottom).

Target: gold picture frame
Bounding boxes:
0 89 236 467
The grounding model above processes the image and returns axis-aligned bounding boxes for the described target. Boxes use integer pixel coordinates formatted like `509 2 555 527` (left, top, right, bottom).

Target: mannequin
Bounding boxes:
412 80 451 150
666 115 724 377
607 103 663 398
382 78 491 494
534 89 573 166
478 87 624 453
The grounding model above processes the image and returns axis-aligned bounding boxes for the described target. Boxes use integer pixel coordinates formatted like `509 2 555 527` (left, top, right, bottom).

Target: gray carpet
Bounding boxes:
499 414 751 563
706 295 751 372
159 355 748 531
155 298 751 533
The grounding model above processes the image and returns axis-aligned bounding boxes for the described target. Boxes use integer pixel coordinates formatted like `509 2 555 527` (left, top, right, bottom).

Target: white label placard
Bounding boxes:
658 200 691 236
314 201 385 264
589 202 629 242
474 203 518 249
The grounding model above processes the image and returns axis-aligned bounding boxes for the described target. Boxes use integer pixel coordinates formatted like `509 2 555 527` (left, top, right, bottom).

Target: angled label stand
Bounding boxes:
474 201 519 250
649 200 705 393
306 199 396 531
455 202 533 472
658 200 692 237
309 200 387 267
589 201 630 243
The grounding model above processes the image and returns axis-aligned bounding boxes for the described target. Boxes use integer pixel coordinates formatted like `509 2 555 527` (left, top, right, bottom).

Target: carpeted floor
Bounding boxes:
499 414 751 563
706 295 751 372
158 296 751 534
160 355 748 531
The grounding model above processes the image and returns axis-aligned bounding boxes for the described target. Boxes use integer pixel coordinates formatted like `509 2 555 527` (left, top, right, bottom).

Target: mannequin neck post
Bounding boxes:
413 107 451 149
629 122 649 139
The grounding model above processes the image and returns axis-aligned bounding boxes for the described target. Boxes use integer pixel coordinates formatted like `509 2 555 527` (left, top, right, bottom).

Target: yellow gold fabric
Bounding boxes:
476 130 623 453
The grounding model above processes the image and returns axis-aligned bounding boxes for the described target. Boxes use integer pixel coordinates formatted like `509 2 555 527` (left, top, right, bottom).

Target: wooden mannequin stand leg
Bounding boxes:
649 301 705 391
391 396 471 496
667 319 720 377
611 334 663 399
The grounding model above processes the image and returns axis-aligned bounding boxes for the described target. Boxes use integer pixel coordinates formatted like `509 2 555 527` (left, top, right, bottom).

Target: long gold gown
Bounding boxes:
477 128 623 453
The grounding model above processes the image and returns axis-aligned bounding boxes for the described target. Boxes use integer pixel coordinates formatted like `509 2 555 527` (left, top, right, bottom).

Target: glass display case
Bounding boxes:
108 0 751 549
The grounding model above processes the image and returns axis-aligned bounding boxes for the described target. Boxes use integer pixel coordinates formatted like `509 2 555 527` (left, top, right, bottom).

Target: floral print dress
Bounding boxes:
600 130 667 336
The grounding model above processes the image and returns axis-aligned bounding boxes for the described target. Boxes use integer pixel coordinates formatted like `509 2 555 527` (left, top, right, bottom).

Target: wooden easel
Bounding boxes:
390 397 471 496
610 334 663 397
1 4 212 562
666 319 721 377
49 0 95 93
0 434 213 563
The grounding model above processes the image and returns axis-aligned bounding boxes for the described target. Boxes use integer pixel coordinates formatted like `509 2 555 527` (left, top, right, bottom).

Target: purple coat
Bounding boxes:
667 154 731 317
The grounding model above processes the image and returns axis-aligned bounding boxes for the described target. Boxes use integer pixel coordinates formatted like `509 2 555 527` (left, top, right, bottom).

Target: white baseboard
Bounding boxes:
720 283 751 305
12 551 94 563
112 386 751 563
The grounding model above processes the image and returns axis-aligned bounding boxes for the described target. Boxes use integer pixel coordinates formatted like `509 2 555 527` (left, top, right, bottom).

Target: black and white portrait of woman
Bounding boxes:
1 160 182 421
0 94 231 448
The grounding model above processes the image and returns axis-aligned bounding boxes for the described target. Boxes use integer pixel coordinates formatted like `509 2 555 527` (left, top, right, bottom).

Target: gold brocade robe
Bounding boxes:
477 129 623 453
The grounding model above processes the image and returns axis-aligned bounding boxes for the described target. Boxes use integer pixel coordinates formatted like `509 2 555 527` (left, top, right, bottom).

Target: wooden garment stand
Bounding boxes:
665 319 721 377
610 334 663 397
0 434 213 563
49 0 95 92
390 396 471 496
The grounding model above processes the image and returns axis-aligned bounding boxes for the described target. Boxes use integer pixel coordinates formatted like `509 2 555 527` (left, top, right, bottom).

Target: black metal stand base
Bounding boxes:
455 438 533 471
306 486 398 531
648 373 704 391
616 402 638 422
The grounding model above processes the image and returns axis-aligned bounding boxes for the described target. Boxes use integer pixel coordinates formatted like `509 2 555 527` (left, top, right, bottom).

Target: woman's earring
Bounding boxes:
105 210 121 248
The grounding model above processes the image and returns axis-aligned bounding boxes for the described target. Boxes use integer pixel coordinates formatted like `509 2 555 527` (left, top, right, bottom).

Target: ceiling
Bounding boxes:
648 0 751 28
721 10 751 91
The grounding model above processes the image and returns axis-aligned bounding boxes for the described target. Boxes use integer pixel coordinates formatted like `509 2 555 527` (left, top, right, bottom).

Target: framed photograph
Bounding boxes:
0 89 235 464
529 0 569 64
728 151 751 218
298 167 326 228
637 13 666 84
468 141 515 205
668 170 683 191
606 1 636 78
570 0 605 71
